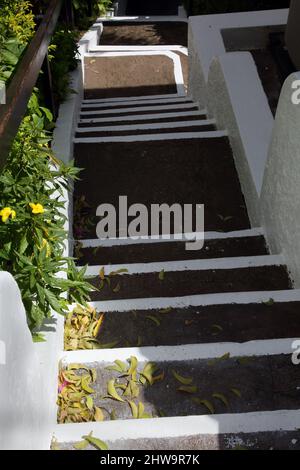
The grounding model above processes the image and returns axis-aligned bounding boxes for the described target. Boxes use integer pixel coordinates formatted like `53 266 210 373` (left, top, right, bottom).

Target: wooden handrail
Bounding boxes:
0 0 64 169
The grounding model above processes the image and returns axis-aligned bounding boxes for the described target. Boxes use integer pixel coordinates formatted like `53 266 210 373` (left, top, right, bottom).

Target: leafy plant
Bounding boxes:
0 92 93 330
0 0 35 44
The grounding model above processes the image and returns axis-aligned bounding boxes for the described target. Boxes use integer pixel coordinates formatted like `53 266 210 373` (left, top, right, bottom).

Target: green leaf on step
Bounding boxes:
94 406 104 422
110 409 117 420
212 393 229 408
159 307 172 314
138 401 145 418
107 379 125 402
140 362 158 385
146 315 161 326
136 336 143 347
177 385 198 394
158 409 166 417
127 356 138 379
99 267 105 280
158 269 165 281
82 432 109 450
115 359 128 372
211 324 223 335
109 268 128 276
208 352 230 366
112 283 121 293
73 438 89 450
81 376 94 394
172 370 193 385
97 340 119 349
192 398 215 414
230 388 242 398
129 400 138 419
86 396 94 410
263 298 274 306
141 412 152 419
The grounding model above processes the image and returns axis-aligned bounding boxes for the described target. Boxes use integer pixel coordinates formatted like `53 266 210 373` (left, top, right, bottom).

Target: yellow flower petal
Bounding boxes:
0 207 16 222
29 203 44 214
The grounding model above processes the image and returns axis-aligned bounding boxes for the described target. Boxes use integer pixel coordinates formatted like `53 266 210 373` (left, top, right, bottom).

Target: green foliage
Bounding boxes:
72 0 112 30
49 27 79 104
0 37 26 84
183 0 290 15
0 92 93 330
0 0 35 43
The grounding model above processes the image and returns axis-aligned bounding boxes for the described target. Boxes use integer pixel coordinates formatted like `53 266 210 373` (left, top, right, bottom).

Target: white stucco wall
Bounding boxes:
206 52 274 225
261 72 300 286
188 9 288 108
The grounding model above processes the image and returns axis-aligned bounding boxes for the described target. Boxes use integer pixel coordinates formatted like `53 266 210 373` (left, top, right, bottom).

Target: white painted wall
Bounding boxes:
0 272 45 449
188 9 288 108
261 72 300 286
206 52 274 225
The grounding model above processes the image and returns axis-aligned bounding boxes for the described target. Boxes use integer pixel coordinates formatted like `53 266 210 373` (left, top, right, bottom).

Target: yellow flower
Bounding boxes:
29 203 44 214
0 207 16 222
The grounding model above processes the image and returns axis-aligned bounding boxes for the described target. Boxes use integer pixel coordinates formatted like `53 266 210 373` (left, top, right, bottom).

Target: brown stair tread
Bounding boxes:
77 236 268 266
94 301 300 348
75 124 216 138
74 138 250 238
77 114 207 127
89 265 291 301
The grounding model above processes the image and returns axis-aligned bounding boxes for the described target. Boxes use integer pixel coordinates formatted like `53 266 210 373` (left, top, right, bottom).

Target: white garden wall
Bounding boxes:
261 72 300 287
206 52 273 225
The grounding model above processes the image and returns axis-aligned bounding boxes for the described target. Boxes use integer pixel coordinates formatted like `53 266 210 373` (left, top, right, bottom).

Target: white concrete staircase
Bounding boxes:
54 76 300 450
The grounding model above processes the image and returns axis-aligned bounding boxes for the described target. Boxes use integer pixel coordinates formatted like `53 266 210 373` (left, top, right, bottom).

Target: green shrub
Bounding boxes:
72 0 112 30
49 27 79 104
0 93 93 330
0 0 35 43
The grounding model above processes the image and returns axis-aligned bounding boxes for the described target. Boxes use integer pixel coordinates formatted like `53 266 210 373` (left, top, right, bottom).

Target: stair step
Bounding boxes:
54 409 300 450
73 137 250 238
74 130 228 144
88 301 300 349
78 111 207 127
56 427 300 450
76 234 267 266
75 120 216 138
90 289 300 313
79 102 199 119
57 352 300 424
81 97 194 110
82 93 185 104
88 263 290 301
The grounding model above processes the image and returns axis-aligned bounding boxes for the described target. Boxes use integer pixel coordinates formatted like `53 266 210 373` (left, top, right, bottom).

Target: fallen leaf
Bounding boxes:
129 400 138 418
172 370 193 385
82 432 108 450
94 406 104 421
230 388 242 398
177 385 198 394
212 393 229 408
99 267 105 280
146 315 161 326
107 379 125 402
158 269 165 281
192 398 215 414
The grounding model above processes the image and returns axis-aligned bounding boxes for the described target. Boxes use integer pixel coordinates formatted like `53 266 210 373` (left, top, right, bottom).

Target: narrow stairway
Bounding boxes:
55 55 300 450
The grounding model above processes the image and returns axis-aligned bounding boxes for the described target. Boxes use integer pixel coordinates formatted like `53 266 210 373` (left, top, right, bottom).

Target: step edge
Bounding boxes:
81 97 193 109
82 254 284 276
73 130 228 144
82 93 185 104
80 102 198 116
88 289 300 312
75 119 216 133
53 409 300 443
60 337 298 364
78 110 207 124
78 228 265 248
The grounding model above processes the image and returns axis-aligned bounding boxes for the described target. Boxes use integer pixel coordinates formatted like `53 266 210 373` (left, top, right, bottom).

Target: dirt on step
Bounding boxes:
89 265 291 301
95 301 300 349
99 22 188 47
84 55 177 99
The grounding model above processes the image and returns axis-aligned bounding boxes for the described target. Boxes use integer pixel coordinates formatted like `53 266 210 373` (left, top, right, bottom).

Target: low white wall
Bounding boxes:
188 9 288 108
206 52 274 225
261 72 300 286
